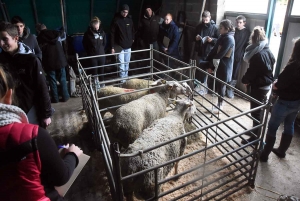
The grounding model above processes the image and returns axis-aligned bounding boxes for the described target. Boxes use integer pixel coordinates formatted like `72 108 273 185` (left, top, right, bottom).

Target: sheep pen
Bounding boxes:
77 49 270 201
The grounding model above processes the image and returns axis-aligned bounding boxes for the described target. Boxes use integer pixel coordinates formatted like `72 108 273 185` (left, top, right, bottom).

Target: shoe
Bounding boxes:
241 136 257 145
211 105 223 114
194 84 207 96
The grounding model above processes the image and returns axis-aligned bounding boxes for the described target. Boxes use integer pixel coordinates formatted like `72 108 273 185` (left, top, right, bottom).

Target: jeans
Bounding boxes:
267 98 300 137
46 67 70 102
118 48 131 81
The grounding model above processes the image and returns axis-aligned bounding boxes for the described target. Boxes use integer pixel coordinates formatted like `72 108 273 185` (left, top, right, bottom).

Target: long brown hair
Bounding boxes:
0 65 14 99
249 26 266 44
287 37 300 66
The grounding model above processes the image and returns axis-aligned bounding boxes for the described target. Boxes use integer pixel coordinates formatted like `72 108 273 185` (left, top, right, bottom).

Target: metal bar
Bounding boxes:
0 1 8 22
90 0 94 20
112 143 124 201
265 0 276 40
199 0 206 23
31 0 39 24
154 169 159 200
2 1 9 21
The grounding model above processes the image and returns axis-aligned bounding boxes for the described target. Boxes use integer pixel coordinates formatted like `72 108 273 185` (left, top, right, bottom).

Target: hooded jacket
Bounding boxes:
158 20 179 55
195 20 219 59
0 43 52 119
242 45 275 89
207 31 235 83
138 12 161 44
111 13 135 49
82 27 106 56
37 29 68 71
19 27 42 60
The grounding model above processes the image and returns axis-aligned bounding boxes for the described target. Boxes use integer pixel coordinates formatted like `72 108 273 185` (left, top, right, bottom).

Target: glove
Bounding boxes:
213 59 220 69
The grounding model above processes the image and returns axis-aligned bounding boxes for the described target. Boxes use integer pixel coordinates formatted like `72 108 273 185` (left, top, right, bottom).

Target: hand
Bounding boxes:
196 35 201 41
41 117 51 128
65 144 83 157
207 37 212 43
111 48 115 54
272 83 278 90
213 59 220 68
207 68 214 74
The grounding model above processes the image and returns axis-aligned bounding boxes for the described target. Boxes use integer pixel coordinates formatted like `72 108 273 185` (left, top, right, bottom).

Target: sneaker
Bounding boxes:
194 83 207 96
211 105 223 114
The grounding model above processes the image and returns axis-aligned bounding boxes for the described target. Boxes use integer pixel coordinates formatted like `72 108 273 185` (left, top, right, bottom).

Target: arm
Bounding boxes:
214 37 234 60
102 31 107 48
210 25 219 45
32 36 42 60
82 33 89 53
38 127 79 186
167 25 179 54
274 64 295 90
241 58 262 84
110 21 116 52
157 26 164 51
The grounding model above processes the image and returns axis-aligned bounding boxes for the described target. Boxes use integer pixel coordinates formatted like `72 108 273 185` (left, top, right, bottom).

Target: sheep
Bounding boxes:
97 86 149 118
121 78 154 90
120 99 196 201
110 80 190 148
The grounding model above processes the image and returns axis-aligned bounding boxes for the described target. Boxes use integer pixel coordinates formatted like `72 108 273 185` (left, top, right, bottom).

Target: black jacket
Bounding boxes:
138 13 161 44
19 27 42 60
0 43 52 119
82 27 106 56
37 29 68 71
234 28 251 62
111 13 135 49
242 46 275 88
195 20 219 59
157 21 179 55
274 61 300 101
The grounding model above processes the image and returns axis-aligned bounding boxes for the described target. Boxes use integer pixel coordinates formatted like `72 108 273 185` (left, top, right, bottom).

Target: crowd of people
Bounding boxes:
0 2 299 200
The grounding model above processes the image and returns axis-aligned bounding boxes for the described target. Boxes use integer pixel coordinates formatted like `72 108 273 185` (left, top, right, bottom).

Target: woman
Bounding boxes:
260 37 300 162
241 26 275 144
82 16 106 89
0 66 82 200
205 19 235 111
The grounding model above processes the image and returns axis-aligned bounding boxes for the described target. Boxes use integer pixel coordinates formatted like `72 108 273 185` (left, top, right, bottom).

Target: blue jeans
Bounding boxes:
118 48 131 80
267 98 300 137
46 67 69 102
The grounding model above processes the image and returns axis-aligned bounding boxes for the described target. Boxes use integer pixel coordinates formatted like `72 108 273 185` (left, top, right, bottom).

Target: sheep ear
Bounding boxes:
161 79 167 84
150 79 164 86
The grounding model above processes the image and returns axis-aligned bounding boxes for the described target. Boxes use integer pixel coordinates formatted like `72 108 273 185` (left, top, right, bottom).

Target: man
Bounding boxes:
111 4 135 82
0 23 52 127
11 16 42 60
36 23 70 103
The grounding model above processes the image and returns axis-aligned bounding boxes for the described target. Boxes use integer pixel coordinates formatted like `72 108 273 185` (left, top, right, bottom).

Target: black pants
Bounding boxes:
232 59 243 80
87 56 106 81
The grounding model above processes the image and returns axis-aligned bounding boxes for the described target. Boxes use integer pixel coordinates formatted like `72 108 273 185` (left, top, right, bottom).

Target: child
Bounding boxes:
226 15 251 98
0 22 52 128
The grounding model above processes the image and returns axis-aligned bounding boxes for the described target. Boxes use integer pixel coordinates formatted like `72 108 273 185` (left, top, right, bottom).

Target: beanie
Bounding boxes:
144 4 152 10
121 4 129 11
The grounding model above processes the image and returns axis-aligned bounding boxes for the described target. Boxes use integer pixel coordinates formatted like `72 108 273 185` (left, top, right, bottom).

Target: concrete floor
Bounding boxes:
48 96 300 201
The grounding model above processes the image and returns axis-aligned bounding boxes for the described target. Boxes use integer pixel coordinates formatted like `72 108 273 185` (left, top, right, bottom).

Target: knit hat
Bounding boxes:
144 4 152 10
121 4 129 11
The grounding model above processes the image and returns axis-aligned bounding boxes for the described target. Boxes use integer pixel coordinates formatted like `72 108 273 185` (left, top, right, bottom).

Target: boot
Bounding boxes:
272 134 293 158
260 135 276 162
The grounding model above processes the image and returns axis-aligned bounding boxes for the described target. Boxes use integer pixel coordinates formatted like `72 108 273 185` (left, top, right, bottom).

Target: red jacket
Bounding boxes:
0 123 50 201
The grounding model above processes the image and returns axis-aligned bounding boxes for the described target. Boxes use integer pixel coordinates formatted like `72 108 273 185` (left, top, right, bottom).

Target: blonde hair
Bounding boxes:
250 26 266 44
0 65 14 99
90 16 101 27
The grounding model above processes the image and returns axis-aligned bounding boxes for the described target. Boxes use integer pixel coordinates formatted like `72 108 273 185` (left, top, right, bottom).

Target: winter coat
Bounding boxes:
138 13 161 44
0 43 52 119
207 31 235 83
37 29 68 71
234 28 251 62
82 27 106 56
111 13 135 49
158 20 179 55
274 61 300 101
242 46 275 89
19 26 42 60
195 20 219 59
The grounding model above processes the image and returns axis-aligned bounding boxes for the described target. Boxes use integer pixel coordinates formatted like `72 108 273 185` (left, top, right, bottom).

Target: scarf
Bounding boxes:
0 103 28 127
243 39 268 63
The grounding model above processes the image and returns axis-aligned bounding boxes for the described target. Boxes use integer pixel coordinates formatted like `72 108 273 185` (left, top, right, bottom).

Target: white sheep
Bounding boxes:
121 78 154 90
120 99 196 201
110 80 189 148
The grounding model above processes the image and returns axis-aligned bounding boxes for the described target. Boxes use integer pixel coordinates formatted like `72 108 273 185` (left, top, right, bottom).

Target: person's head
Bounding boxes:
164 13 173 25
0 23 19 55
35 23 47 35
120 4 129 18
90 16 101 31
288 37 300 65
250 26 266 44
0 65 14 105
236 15 246 29
219 19 235 35
144 5 153 18
11 16 25 37
202 10 211 24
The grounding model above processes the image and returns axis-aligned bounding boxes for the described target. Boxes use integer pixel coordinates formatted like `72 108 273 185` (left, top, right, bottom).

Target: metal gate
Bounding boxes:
77 45 271 201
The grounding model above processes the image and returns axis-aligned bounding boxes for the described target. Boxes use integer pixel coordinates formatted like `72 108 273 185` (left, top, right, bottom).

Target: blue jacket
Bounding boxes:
207 31 235 83
158 21 179 55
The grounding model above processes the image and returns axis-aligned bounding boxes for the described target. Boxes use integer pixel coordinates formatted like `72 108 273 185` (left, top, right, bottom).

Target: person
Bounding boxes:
82 16 106 89
136 4 161 73
111 4 135 82
11 16 42 60
198 19 235 111
0 22 52 128
226 15 250 99
241 26 275 144
260 37 300 162
195 10 219 63
0 65 83 200
36 23 70 103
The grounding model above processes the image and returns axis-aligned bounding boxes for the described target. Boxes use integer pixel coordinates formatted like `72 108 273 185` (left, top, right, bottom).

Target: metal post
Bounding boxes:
31 0 39 24
60 0 67 33
2 1 9 21
90 0 94 20
150 44 154 80
0 0 8 22
112 143 124 201
198 0 206 24
154 169 159 200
